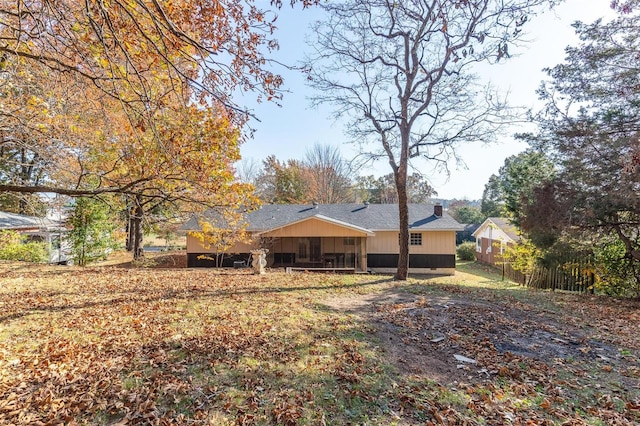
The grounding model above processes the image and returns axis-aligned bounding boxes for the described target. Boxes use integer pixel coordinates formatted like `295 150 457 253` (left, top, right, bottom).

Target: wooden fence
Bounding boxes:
498 258 595 294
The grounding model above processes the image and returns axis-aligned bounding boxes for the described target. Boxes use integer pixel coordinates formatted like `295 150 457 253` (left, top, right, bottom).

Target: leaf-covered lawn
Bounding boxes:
0 259 638 425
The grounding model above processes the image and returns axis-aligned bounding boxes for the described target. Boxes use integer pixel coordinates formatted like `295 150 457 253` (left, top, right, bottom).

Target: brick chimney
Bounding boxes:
434 203 443 217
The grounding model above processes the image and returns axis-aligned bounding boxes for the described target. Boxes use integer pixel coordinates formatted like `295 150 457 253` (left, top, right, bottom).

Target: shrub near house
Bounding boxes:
0 211 68 263
0 230 48 263
456 242 476 261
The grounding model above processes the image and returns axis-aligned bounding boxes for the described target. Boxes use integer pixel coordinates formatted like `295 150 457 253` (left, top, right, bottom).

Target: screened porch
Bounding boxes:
262 236 367 272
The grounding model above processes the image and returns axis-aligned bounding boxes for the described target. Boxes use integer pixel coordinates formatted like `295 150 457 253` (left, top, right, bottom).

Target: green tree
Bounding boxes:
593 233 640 297
449 205 485 225
481 150 555 225
481 175 505 218
68 198 118 266
305 0 555 279
521 14 640 294
501 151 556 226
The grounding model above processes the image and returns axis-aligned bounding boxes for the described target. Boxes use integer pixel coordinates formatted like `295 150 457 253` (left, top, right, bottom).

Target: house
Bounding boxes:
0 210 70 264
472 217 520 265
0 210 57 232
182 203 464 274
456 223 480 245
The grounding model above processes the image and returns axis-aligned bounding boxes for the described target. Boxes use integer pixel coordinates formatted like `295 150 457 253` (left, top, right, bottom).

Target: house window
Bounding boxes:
344 237 355 246
410 233 422 246
476 238 481 252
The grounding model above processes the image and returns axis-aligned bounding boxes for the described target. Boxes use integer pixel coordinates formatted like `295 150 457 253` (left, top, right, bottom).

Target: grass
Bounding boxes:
0 259 638 424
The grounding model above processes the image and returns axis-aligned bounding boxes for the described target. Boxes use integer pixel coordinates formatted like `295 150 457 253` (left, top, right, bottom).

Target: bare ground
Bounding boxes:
322 284 639 390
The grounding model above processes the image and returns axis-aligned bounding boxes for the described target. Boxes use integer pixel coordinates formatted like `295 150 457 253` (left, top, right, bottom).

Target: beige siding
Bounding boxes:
262 218 368 238
367 230 455 254
263 237 295 253
367 231 398 253
188 228 457 257
421 231 456 254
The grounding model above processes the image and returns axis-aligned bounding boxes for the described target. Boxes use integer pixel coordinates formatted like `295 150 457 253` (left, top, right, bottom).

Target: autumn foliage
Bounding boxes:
0 1 280 257
0 261 638 424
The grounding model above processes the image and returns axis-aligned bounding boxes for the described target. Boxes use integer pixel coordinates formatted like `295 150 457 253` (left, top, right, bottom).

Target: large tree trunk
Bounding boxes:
126 208 134 252
395 164 410 281
130 194 144 260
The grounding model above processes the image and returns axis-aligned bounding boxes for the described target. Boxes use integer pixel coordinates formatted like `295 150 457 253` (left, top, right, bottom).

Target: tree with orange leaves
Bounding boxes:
0 1 297 258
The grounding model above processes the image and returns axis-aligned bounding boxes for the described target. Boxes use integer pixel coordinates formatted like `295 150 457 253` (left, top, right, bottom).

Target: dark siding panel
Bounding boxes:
367 254 398 268
187 253 250 267
367 254 456 269
273 253 296 265
409 254 456 268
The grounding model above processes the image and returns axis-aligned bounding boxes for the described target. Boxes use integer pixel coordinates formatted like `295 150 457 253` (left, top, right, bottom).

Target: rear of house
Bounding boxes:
182 203 464 275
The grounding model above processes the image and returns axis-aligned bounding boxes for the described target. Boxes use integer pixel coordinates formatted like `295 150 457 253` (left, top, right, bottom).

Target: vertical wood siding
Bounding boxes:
367 230 455 254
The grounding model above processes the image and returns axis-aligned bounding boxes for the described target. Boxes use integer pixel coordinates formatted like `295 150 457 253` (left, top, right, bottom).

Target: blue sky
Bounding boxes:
238 0 616 200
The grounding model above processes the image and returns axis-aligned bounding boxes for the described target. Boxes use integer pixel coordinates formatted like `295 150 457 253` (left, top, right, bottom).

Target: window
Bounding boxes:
410 233 422 246
344 237 355 246
25 234 45 243
476 239 481 252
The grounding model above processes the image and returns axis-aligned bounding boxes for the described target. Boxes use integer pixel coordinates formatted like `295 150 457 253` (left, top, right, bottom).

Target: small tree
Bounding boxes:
190 209 252 267
68 197 118 266
502 239 541 280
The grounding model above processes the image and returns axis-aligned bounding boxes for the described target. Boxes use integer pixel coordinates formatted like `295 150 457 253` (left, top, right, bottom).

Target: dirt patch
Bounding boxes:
92 250 187 268
323 286 631 387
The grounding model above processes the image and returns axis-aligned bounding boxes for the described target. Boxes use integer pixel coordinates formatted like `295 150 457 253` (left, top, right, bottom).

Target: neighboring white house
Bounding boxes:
0 211 71 264
472 217 520 266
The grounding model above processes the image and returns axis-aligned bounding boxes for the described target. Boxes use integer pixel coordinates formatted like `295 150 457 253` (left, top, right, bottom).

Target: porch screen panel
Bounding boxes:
310 237 321 262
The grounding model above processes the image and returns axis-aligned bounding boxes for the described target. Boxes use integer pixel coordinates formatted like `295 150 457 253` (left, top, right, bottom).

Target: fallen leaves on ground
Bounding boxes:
0 261 638 425
373 284 640 425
